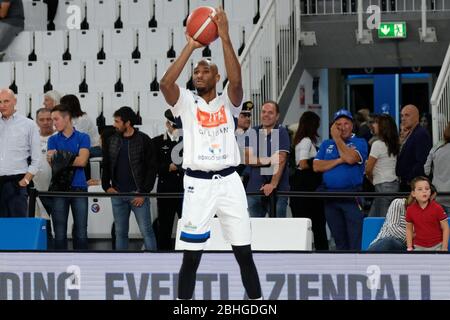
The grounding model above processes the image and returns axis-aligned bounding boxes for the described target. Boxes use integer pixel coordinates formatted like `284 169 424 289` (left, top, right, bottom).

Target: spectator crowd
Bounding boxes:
1 84 449 252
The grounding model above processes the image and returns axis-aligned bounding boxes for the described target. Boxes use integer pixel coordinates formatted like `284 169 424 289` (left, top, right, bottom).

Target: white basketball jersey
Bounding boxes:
171 87 242 171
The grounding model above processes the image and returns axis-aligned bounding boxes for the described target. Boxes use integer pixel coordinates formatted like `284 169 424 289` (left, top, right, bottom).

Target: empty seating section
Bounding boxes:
3 0 263 134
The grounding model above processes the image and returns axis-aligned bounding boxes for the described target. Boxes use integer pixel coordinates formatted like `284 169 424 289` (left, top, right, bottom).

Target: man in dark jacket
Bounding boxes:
102 106 157 250
396 105 432 191
153 109 183 250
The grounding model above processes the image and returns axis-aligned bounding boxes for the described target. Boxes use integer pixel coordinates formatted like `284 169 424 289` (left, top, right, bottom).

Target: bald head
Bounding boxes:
193 59 220 95
194 59 218 75
401 104 420 130
0 88 17 118
0 88 16 98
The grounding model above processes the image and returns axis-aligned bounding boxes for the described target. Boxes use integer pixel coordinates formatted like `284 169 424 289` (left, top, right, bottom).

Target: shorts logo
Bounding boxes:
91 203 100 213
187 186 195 194
196 105 227 128
184 221 197 231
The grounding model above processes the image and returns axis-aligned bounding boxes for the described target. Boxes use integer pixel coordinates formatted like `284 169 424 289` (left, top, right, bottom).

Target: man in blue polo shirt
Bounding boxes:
314 109 368 250
48 104 90 250
245 101 290 217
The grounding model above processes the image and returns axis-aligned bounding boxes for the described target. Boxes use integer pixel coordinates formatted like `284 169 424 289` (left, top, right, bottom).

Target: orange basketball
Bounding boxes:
186 6 219 46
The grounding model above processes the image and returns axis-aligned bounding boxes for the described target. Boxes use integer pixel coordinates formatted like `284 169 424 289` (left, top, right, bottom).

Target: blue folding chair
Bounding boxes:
0 218 47 250
361 217 385 250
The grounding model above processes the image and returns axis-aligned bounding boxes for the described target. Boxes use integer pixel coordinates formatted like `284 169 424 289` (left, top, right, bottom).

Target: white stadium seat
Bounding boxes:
69 29 101 60
86 59 116 93
125 58 152 91
87 0 116 30
175 218 313 251
50 60 82 93
5 31 32 62
35 30 65 61
140 26 169 58
139 92 168 138
228 24 241 56
170 26 187 61
15 93 31 117
190 0 221 10
30 93 45 117
23 0 47 31
0 62 13 88
226 0 257 24
160 0 186 26
115 59 131 92
108 28 134 59
140 91 167 121
15 61 46 94
33 95 45 115
15 92 43 118
121 0 150 28
77 92 101 122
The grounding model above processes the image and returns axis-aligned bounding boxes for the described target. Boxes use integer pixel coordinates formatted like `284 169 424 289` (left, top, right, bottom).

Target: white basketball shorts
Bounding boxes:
178 171 252 250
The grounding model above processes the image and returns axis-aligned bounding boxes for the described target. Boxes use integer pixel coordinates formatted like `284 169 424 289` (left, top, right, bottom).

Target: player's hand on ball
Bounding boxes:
211 6 229 40
185 32 204 49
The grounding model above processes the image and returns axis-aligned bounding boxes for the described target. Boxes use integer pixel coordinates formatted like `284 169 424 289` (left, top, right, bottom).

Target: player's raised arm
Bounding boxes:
160 36 203 106
212 6 243 107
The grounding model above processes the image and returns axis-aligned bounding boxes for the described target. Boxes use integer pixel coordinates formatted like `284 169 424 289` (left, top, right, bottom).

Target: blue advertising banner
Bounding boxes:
374 74 399 124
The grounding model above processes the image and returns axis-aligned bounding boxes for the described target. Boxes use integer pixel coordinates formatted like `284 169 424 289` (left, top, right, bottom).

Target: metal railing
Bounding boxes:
301 0 450 15
431 44 450 144
238 0 300 125
28 189 450 219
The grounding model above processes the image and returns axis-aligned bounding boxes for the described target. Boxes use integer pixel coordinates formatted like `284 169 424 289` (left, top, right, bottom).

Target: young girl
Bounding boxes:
406 176 449 251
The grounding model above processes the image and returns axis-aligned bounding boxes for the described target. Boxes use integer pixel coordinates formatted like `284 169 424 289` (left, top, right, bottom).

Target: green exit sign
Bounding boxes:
378 22 407 39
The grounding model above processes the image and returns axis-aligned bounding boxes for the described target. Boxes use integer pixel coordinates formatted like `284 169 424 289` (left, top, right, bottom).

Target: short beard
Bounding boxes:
115 127 125 134
196 86 209 96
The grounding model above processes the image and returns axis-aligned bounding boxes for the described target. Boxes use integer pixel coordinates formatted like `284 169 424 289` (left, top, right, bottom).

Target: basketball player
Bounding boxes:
160 7 262 300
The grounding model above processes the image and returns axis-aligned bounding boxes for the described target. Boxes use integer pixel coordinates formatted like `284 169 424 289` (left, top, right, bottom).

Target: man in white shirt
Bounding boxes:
34 107 55 247
34 108 54 218
0 88 40 217
160 7 262 300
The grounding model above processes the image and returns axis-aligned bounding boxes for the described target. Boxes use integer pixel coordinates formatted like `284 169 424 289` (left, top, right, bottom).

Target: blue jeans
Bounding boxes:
247 195 288 218
52 188 88 250
324 198 364 250
111 197 156 250
368 237 406 251
369 181 399 217
0 181 28 217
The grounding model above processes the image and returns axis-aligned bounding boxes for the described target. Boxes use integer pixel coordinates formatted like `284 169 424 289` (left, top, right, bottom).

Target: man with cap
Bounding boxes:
153 109 184 250
235 101 253 185
236 100 253 134
313 109 368 250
